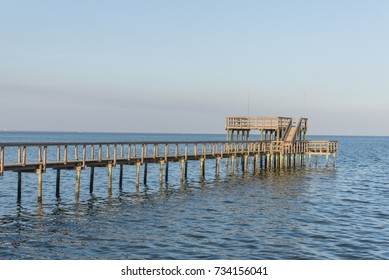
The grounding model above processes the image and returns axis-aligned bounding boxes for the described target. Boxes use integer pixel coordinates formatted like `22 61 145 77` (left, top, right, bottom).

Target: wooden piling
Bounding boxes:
89 166 94 193
17 172 22 202
216 156 221 177
165 161 169 182
243 155 248 173
119 164 123 189
107 163 112 195
159 161 164 185
143 163 148 184
180 159 185 181
135 162 141 187
37 167 43 202
75 166 81 198
56 169 60 198
230 156 235 175
199 158 205 179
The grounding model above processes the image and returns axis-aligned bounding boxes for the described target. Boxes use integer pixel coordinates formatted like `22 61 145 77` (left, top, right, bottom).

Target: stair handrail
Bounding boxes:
282 118 293 141
291 118 303 143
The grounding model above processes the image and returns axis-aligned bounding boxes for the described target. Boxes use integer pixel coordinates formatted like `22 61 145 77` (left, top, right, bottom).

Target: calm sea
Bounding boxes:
0 132 388 259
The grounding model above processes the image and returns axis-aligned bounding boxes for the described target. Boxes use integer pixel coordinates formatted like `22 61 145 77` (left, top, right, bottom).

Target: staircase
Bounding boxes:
285 127 297 141
284 118 302 142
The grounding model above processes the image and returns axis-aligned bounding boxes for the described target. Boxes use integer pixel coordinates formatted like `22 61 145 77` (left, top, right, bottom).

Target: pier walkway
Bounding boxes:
0 116 338 203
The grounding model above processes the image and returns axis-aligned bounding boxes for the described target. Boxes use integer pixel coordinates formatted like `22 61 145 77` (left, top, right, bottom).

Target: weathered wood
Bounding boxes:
107 163 112 195
143 163 148 184
180 159 185 181
17 172 22 202
119 164 123 189
159 161 164 185
216 157 221 177
184 160 188 179
37 167 43 202
0 122 338 203
56 169 60 198
135 162 141 187
89 166 94 193
199 158 205 179
75 166 81 198
165 161 169 182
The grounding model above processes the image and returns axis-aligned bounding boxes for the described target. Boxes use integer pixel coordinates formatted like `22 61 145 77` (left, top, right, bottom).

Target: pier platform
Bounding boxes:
0 116 338 203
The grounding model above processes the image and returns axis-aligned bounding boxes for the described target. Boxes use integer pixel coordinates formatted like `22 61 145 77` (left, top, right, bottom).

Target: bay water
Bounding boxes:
0 132 388 259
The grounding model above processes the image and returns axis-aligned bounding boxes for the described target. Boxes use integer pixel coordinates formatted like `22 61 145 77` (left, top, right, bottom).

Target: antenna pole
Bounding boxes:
304 90 307 117
248 90 251 117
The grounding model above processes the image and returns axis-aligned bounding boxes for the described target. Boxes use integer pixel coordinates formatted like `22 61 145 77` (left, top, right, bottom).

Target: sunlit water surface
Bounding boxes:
0 132 388 259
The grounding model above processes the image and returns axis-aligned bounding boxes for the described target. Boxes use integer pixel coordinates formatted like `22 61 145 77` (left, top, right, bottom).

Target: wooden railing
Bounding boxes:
307 141 338 154
225 116 291 130
0 140 338 175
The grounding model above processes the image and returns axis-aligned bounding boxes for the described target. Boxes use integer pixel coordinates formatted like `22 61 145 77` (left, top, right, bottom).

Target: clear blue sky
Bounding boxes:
1 0 388 135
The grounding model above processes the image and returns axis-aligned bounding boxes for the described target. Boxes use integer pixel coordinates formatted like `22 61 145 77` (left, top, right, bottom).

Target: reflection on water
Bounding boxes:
1 134 389 259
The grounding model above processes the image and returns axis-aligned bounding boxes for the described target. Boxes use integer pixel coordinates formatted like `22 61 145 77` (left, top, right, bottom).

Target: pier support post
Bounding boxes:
326 154 329 167
332 154 336 167
159 161 164 186
308 154 312 167
107 163 112 195
199 158 205 180
215 157 221 177
180 159 185 181
37 167 43 203
89 167 94 193
143 163 148 185
243 155 248 173
315 155 319 167
17 172 22 202
135 162 141 187
119 164 123 189
75 166 81 199
253 155 258 173
165 161 169 182
184 160 188 179
230 156 235 175
260 155 263 169
56 169 60 198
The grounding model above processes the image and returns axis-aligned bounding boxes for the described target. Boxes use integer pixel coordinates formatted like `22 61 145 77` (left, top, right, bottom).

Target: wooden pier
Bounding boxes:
0 116 338 203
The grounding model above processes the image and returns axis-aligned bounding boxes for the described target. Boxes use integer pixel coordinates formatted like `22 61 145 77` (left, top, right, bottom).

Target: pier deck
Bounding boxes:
0 116 338 203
